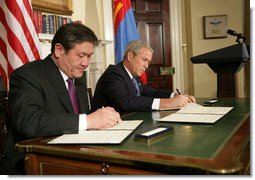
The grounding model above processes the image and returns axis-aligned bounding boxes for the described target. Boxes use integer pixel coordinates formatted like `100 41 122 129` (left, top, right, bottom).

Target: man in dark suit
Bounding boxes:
0 23 121 174
92 40 195 113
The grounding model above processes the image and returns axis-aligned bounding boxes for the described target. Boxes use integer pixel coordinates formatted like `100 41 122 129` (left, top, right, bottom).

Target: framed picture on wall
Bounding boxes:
32 0 73 15
203 15 227 39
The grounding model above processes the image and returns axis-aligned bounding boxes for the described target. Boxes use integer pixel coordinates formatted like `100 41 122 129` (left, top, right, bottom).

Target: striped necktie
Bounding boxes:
66 78 80 114
132 77 141 96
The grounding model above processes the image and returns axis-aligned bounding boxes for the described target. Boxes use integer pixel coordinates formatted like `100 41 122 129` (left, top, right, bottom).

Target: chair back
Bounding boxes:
0 96 10 159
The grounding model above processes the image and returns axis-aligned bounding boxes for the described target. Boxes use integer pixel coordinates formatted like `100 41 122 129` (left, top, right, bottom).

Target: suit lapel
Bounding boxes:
44 55 74 113
118 63 139 95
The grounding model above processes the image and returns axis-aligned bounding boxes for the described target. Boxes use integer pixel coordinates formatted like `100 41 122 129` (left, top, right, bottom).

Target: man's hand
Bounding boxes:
87 107 122 129
160 94 196 109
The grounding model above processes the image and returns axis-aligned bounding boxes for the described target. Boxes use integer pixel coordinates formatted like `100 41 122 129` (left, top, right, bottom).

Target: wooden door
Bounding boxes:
131 0 172 91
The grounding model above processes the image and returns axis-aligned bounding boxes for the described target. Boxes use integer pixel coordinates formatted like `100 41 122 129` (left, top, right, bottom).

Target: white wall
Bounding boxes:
189 0 245 98
72 0 86 24
74 0 114 92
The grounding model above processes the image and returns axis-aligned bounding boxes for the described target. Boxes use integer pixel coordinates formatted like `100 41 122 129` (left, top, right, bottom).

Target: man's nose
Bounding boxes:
144 62 149 68
81 57 90 67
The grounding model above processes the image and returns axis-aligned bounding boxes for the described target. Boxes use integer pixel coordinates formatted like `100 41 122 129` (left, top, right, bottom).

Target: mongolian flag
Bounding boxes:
113 0 147 84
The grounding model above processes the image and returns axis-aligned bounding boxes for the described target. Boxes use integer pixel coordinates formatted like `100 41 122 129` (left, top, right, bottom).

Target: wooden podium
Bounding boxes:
191 43 249 98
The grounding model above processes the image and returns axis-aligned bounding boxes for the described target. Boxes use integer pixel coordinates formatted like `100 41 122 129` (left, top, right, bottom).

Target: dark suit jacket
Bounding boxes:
0 54 89 174
92 62 172 112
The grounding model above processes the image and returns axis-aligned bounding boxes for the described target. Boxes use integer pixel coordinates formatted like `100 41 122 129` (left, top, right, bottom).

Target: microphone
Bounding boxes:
227 29 243 37
227 29 246 43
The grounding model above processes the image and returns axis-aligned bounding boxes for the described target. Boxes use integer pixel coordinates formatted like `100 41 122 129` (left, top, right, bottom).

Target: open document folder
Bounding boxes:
47 120 143 144
157 103 233 123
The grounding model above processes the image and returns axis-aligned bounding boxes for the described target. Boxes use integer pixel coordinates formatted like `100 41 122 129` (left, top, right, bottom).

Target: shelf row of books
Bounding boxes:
33 11 72 35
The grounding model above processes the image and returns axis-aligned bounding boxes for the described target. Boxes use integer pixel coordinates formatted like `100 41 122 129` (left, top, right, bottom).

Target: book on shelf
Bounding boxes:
33 10 73 35
33 10 39 33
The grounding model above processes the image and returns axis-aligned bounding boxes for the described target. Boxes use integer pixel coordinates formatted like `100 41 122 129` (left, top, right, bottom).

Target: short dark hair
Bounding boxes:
51 23 98 53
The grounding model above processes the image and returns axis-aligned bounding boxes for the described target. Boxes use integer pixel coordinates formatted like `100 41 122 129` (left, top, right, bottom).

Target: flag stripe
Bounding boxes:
0 0 42 91
0 54 9 88
113 0 131 35
115 9 140 63
0 23 23 71
0 6 29 65
4 0 41 62
113 2 123 23
15 0 41 59
0 40 8 75
114 0 139 63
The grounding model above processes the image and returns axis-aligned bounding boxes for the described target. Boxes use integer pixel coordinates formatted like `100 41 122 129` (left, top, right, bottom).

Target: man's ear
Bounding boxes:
126 51 134 61
53 43 64 58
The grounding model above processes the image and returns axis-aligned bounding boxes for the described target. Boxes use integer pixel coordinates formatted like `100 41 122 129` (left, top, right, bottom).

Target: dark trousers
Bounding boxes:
0 154 25 175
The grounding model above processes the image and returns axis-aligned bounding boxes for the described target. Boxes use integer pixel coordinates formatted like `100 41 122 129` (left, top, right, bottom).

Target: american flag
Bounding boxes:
0 0 42 91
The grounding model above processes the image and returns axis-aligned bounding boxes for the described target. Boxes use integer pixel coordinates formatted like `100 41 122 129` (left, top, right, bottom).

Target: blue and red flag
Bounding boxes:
113 0 147 84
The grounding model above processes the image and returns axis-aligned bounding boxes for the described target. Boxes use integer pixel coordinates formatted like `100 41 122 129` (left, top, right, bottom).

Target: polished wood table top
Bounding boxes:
16 98 250 174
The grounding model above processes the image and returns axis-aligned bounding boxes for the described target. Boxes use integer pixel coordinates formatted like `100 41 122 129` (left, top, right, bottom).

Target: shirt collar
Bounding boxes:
50 55 70 85
123 64 133 79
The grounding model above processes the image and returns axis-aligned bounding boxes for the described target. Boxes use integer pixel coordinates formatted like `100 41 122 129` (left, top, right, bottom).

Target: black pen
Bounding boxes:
176 88 181 95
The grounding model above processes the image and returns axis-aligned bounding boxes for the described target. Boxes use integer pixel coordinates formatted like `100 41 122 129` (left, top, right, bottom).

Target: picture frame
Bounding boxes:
32 0 73 15
203 15 227 39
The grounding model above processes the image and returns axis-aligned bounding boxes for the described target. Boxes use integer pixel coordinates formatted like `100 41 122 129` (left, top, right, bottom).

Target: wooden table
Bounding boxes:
16 98 250 175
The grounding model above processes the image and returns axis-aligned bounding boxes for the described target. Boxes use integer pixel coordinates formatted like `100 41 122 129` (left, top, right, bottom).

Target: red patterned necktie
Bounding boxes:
66 78 80 114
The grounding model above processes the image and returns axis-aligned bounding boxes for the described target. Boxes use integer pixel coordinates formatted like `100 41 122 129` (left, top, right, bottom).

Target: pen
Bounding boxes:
176 88 181 95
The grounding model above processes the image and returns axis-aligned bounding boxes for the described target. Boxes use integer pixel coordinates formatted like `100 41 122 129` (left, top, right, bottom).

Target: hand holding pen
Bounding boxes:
176 88 181 95
176 88 196 103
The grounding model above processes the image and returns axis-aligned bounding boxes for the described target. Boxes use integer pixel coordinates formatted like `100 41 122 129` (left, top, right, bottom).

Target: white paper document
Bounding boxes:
47 131 132 144
106 120 143 130
177 103 233 115
157 103 233 123
47 120 143 144
157 113 224 123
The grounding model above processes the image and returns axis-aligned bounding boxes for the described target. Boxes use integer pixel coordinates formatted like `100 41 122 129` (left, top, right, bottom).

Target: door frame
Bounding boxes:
169 0 185 92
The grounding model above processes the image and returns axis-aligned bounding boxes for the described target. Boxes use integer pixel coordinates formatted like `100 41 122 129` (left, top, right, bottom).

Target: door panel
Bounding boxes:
131 0 172 91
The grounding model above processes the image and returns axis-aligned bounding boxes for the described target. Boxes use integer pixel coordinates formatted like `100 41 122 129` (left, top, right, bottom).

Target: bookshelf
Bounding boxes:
32 0 74 43
33 11 72 41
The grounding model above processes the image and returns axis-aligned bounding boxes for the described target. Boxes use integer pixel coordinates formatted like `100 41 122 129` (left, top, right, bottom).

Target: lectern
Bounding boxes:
190 43 249 98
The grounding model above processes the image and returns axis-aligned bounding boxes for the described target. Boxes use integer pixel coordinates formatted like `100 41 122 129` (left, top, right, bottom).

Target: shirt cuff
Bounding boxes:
153 93 174 110
152 98 160 110
78 114 87 133
170 92 177 98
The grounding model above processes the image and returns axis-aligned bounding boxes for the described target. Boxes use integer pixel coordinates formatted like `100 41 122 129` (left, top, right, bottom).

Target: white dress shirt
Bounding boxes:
58 70 87 131
123 65 175 110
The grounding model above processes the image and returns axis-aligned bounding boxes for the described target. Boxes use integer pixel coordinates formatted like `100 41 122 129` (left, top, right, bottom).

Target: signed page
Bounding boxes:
48 120 143 144
106 120 143 130
177 103 233 115
157 113 224 123
156 103 233 123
